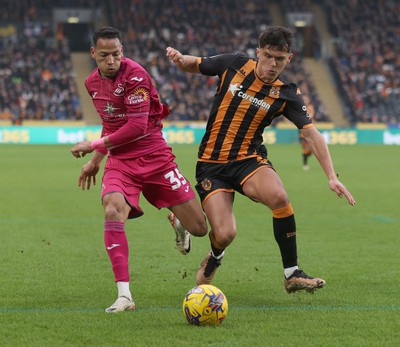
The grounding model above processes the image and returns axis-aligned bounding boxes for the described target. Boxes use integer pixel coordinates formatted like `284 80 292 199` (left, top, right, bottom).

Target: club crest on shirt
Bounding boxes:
201 178 212 191
113 84 125 96
268 86 280 98
128 88 149 104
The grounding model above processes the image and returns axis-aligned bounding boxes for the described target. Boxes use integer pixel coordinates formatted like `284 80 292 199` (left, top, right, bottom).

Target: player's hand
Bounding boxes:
71 141 93 158
166 47 185 66
329 178 356 206
78 161 100 190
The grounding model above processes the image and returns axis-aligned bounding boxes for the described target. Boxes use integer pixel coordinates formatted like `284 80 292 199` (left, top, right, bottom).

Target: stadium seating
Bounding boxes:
322 0 400 126
0 0 95 123
1 0 398 126
106 0 330 123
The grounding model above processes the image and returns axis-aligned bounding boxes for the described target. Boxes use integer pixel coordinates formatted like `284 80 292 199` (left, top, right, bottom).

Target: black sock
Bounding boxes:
209 231 225 258
303 154 308 165
273 214 297 268
211 244 224 258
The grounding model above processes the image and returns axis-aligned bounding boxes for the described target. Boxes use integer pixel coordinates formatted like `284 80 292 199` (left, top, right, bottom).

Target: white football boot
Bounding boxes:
168 212 191 255
105 296 136 313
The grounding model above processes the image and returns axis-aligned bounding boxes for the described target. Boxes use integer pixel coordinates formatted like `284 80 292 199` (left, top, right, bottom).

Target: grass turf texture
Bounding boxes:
0 144 399 346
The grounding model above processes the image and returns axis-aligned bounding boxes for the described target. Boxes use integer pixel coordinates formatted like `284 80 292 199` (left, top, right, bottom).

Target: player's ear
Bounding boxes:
90 47 95 58
287 52 293 63
256 47 260 58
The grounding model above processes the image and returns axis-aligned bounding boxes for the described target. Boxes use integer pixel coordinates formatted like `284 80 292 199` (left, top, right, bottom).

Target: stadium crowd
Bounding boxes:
1 0 398 126
0 0 329 124
106 0 329 122
324 0 400 126
0 29 83 124
0 0 94 123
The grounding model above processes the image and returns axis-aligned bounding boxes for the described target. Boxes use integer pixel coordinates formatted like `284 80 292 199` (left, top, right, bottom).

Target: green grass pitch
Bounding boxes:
0 144 399 346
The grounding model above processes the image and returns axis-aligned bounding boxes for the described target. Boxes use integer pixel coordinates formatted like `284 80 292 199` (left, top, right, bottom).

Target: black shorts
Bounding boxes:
195 155 274 204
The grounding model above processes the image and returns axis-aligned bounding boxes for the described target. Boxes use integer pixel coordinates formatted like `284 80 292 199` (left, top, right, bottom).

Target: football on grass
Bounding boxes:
182 284 228 326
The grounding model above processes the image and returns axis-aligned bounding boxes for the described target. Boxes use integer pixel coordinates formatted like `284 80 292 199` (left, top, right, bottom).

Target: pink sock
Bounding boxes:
104 221 130 282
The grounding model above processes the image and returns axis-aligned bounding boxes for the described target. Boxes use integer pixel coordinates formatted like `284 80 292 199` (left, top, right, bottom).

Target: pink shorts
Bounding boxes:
102 149 196 219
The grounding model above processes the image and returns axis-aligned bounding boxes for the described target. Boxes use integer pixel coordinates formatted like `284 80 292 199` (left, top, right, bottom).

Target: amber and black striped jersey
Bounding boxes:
197 53 313 162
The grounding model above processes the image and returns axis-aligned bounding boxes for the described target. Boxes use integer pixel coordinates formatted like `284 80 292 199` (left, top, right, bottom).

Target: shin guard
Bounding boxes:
272 204 297 268
104 221 130 282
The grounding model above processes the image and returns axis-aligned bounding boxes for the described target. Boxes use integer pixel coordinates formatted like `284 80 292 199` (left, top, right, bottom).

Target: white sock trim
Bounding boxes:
211 250 225 260
284 266 298 278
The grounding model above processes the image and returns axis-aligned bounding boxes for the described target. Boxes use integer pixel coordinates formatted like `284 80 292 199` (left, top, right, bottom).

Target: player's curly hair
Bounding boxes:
258 26 294 52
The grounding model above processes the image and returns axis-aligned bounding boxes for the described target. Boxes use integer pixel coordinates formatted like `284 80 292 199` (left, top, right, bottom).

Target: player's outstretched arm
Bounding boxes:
166 47 200 74
300 127 356 206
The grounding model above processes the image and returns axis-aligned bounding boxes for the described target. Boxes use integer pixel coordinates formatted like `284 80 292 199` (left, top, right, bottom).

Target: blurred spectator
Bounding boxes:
324 0 400 126
1 0 330 123
106 0 330 122
0 31 83 122
0 0 94 122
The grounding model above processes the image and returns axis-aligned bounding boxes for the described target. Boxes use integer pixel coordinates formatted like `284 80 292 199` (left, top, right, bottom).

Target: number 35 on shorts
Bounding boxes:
164 168 187 190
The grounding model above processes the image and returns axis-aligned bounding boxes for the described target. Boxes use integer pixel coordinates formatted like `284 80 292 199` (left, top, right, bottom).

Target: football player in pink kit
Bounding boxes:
71 27 207 313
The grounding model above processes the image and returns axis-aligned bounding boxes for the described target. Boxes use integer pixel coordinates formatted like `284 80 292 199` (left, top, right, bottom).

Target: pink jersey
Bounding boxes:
85 57 170 159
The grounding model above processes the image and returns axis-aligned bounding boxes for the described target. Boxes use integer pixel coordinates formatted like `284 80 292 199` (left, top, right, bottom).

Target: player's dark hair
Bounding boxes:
258 26 294 52
92 26 122 46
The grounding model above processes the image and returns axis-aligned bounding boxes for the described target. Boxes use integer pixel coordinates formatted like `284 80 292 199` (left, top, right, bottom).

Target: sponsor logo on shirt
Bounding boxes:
228 83 271 111
101 102 126 119
103 101 119 115
128 88 149 104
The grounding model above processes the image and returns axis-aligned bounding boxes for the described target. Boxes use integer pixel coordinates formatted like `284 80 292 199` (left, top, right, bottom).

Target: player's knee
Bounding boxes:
212 227 236 248
104 204 127 221
188 217 208 237
103 195 130 221
196 217 208 236
271 191 290 209
104 206 119 220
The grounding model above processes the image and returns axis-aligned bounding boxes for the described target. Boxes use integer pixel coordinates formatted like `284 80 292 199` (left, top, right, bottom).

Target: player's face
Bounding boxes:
91 37 123 78
255 46 292 83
